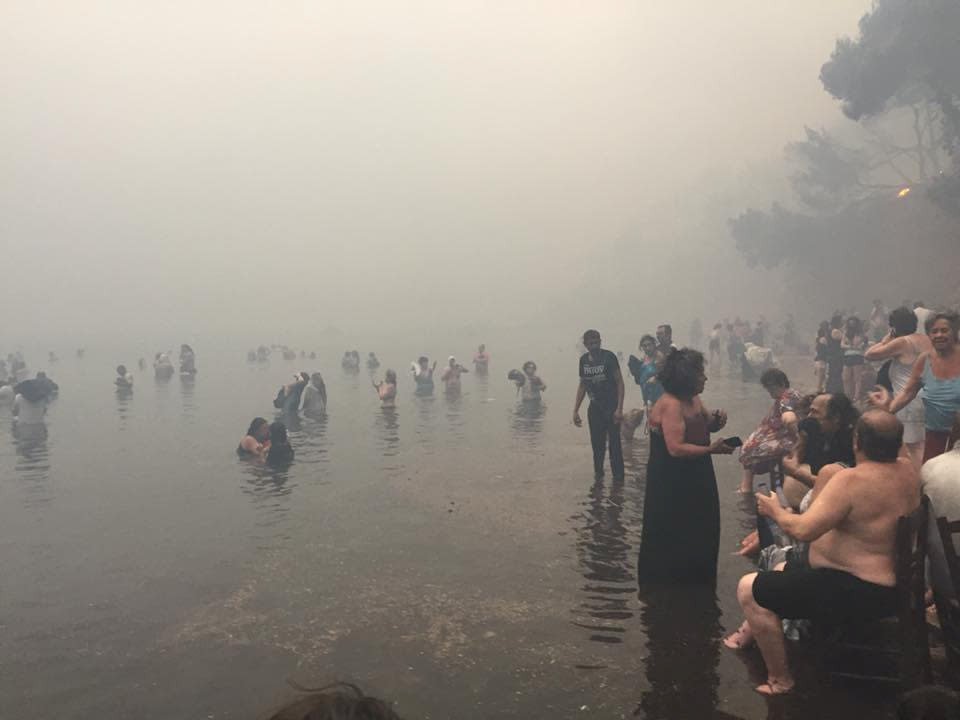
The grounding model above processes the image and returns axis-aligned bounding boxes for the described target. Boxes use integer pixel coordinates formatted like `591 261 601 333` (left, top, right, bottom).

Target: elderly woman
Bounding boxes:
637 348 735 585
737 369 801 493
871 311 960 461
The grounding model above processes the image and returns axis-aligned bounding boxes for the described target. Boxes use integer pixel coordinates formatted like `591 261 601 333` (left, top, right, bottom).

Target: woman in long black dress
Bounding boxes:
637 348 735 585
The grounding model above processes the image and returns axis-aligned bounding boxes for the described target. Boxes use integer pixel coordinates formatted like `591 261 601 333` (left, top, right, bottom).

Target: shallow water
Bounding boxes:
0 345 898 718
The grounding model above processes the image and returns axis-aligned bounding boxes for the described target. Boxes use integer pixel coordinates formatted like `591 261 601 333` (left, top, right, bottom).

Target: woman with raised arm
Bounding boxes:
870 311 960 462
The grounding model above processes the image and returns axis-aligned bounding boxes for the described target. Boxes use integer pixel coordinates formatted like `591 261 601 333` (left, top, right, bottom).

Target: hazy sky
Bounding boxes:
1 1 871 346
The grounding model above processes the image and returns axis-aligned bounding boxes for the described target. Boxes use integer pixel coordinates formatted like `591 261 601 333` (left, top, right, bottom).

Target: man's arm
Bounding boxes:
573 382 586 426
758 469 853 542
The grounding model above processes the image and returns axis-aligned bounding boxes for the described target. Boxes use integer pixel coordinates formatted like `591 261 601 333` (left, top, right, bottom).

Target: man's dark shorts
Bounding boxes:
752 554 898 625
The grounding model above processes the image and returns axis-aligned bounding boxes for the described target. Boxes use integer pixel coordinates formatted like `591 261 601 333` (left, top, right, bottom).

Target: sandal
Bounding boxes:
722 621 754 650
755 679 794 696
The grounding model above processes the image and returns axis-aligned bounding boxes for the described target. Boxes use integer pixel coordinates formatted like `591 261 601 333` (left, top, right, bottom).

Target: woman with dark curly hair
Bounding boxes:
637 348 735 585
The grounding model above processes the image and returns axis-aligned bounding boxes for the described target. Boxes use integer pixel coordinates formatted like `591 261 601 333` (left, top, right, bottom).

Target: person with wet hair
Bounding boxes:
238 417 270 457
264 682 405 720
871 311 960 461
266 421 294 466
573 329 625 479
637 348 734 585
727 410 920 696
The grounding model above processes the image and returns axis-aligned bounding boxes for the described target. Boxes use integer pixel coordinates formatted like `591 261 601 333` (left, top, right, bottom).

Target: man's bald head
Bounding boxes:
855 410 904 463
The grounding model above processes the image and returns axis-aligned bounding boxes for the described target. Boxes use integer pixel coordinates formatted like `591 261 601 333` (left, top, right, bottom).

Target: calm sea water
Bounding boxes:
0 342 897 719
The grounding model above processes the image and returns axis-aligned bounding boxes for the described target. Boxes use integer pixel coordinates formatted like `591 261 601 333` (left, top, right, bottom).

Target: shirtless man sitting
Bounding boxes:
725 410 920 695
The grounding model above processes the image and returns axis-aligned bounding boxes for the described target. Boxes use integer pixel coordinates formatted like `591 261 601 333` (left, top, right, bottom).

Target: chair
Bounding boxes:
817 495 931 688
932 516 960 677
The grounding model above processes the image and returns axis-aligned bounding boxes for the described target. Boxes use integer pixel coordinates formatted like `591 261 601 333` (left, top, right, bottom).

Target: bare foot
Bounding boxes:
722 621 754 650
755 678 794 696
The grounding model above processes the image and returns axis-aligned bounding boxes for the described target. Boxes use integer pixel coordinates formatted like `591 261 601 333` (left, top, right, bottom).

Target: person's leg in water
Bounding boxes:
735 570 795 695
588 402 607 477
607 410 624 479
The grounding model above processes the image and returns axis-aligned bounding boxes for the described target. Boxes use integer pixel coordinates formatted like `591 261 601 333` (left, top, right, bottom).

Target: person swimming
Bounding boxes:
237 417 270 457
373 369 398 408
266 421 294 466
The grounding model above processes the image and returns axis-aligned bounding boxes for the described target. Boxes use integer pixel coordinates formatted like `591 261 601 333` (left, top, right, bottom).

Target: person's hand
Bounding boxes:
709 438 734 454
756 492 780 518
573 412 582 427
612 409 623 424
868 386 891 410
711 409 728 430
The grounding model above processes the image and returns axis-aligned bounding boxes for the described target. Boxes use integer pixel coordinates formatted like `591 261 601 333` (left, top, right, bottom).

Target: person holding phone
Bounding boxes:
637 348 734 586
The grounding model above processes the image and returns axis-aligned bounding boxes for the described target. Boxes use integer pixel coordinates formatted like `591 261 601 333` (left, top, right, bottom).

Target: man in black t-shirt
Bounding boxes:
573 329 625 479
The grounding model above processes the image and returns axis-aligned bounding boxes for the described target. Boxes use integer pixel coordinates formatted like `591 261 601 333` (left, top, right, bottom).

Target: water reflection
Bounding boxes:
239 459 296 543
12 422 51 507
295 412 330 471
444 391 466 442
570 477 638 649
374 408 401 473
115 388 133 429
636 583 722 719
179 373 196 422
414 395 437 454
510 399 546 442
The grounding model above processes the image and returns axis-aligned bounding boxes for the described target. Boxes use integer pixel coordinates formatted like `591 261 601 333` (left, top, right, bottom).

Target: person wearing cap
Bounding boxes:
441 356 469 394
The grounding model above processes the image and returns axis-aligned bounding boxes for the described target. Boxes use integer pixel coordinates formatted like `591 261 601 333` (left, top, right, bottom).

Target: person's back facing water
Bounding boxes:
266 421 294 466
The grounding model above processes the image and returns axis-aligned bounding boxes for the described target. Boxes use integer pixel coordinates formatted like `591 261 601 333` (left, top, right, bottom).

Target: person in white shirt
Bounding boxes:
922 411 960 527
12 385 48 424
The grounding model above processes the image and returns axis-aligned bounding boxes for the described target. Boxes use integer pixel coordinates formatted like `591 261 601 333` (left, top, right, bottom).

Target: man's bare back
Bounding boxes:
809 457 920 586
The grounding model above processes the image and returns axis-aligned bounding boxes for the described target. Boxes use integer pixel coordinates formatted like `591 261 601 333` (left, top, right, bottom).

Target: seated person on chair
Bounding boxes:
724 410 920 696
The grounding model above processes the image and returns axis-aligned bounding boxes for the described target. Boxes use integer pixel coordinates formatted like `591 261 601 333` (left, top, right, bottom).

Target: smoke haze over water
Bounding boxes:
2 1 871 346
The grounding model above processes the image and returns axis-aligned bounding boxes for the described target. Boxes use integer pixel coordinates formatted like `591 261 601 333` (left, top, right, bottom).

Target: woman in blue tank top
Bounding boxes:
870 311 960 461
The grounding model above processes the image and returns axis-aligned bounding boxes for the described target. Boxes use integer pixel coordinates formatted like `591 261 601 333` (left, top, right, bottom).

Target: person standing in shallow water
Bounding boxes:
637 348 733 586
573 329 625 479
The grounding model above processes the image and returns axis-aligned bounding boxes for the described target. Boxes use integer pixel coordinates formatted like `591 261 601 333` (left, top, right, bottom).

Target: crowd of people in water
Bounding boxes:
4 300 960 707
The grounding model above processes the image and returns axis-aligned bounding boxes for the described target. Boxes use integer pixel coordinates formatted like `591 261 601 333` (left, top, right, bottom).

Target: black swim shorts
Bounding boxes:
752 560 897 624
